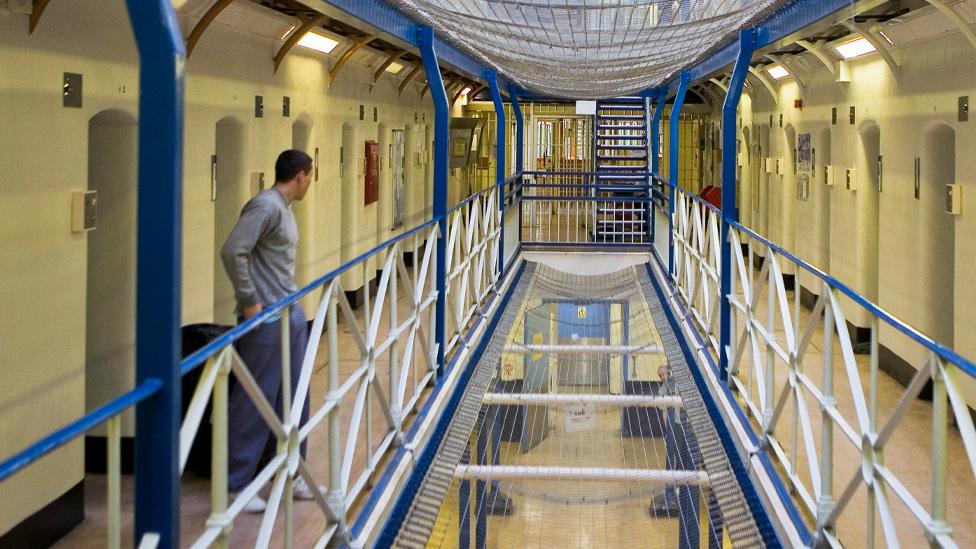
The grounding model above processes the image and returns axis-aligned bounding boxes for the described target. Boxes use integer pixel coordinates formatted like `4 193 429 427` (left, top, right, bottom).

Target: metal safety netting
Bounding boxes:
391 262 766 547
387 0 785 98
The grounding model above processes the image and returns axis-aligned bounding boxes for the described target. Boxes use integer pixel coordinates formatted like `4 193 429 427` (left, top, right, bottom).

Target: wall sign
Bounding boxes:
364 141 379 206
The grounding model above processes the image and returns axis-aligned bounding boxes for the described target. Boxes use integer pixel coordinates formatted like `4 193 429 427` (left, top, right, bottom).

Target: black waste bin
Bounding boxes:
181 323 232 478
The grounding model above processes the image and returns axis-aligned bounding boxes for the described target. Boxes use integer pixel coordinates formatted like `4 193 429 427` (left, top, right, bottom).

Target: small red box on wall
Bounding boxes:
365 140 379 205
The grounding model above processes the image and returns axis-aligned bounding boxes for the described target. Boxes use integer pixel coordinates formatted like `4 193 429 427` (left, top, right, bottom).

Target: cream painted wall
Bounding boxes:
725 31 976 394
0 0 435 533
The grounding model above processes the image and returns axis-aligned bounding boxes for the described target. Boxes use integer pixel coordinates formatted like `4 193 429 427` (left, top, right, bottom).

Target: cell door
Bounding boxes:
391 129 405 229
521 303 550 452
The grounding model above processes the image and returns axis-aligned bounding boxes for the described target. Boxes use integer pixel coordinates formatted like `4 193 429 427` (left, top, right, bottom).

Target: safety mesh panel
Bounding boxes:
388 0 785 98
392 262 765 548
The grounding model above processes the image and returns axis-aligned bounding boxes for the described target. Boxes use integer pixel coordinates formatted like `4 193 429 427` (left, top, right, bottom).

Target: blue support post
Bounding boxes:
419 26 449 375
124 0 185 545
486 70 506 275
668 71 690 276
719 29 758 381
650 88 667 174
508 84 524 176
650 88 667 244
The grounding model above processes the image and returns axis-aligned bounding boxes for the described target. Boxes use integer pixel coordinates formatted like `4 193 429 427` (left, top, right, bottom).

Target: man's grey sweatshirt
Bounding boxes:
220 187 298 316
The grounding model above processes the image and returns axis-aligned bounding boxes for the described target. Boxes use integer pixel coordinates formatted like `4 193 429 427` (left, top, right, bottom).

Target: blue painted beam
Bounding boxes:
123 0 185 545
419 26 449 376
486 70 506 274
650 88 667 174
667 71 690 276
649 88 667 245
719 30 757 382
508 84 524 176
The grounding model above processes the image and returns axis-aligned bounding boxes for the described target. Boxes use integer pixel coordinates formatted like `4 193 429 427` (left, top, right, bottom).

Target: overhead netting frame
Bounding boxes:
387 0 788 98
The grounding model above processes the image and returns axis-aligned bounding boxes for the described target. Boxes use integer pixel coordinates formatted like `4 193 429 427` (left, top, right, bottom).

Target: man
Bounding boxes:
220 149 316 513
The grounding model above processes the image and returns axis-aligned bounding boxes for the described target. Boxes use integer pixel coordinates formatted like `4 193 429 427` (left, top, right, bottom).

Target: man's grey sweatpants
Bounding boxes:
228 305 309 492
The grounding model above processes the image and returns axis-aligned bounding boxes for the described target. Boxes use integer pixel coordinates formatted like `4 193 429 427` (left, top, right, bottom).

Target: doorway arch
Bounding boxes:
857 122 881 306
86 109 138 426
740 125 752 230
339 122 362 292
814 126 832 273
781 123 797 258
292 116 316 319
213 116 249 325
919 124 955 346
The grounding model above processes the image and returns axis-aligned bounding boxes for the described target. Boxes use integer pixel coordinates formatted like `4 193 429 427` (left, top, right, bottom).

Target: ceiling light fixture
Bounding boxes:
834 36 877 59
877 29 894 46
297 32 339 54
386 61 404 74
766 64 790 80
461 86 472 95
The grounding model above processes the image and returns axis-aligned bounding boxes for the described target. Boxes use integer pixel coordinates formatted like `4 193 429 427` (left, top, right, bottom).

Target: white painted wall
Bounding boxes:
0 0 434 533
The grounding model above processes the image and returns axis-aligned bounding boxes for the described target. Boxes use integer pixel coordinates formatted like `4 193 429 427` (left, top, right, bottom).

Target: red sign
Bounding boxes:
364 140 379 206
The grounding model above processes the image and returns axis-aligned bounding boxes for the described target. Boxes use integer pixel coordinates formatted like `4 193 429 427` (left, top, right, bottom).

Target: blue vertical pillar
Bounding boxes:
124 0 185 545
650 88 667 175
486 70 506 275
508 85 524 176
649 88 667 244
418 26 449 375
719 29 759 381
668 72 690 276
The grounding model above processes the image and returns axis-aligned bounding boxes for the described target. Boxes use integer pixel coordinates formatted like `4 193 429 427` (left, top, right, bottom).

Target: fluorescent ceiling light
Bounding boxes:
877 29 894 45
297 32 339 54
461 86 472 95
386 61 404 74
834 37 876 59
766 65 790 80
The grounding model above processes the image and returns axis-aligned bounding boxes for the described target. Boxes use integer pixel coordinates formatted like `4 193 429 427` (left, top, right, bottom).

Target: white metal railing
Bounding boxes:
444 186 502 355
179 187 502 547
518 177 655 247
672 189 721 356
668 185 976 547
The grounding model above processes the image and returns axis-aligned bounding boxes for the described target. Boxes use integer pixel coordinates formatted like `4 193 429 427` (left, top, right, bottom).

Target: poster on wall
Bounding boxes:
797 133 812 201
798 174 810 201
797 133 812 173
391 130 405 229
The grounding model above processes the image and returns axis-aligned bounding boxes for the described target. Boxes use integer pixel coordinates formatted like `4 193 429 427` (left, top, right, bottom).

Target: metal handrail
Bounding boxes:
729 218 976 376
668 184 976 547
181 179 511 376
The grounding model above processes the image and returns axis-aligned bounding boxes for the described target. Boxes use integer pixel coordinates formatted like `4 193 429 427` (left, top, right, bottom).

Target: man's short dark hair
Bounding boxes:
275 149 313 183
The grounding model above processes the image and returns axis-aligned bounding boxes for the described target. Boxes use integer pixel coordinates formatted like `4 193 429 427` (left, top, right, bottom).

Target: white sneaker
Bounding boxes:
230 492 267 514
292 476 323 501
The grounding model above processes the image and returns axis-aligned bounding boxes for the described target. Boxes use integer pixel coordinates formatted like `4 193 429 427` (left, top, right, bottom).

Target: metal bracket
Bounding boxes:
329 34 377 84
764 53 806 92
185 0 234 58
925 0 976 50
273 14 328 73
796 39 837 77
747 66 779 104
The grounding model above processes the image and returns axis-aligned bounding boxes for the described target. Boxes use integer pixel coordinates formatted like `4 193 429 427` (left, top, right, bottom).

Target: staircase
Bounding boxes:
593 96 650 243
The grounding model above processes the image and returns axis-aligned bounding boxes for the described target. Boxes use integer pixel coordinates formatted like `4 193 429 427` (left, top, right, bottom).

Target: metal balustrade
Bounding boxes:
517 171 659 248
666 185 976 547
0 186 503 548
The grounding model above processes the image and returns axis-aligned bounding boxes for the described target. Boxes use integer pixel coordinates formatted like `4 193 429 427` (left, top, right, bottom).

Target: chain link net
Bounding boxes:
387 0 784 98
